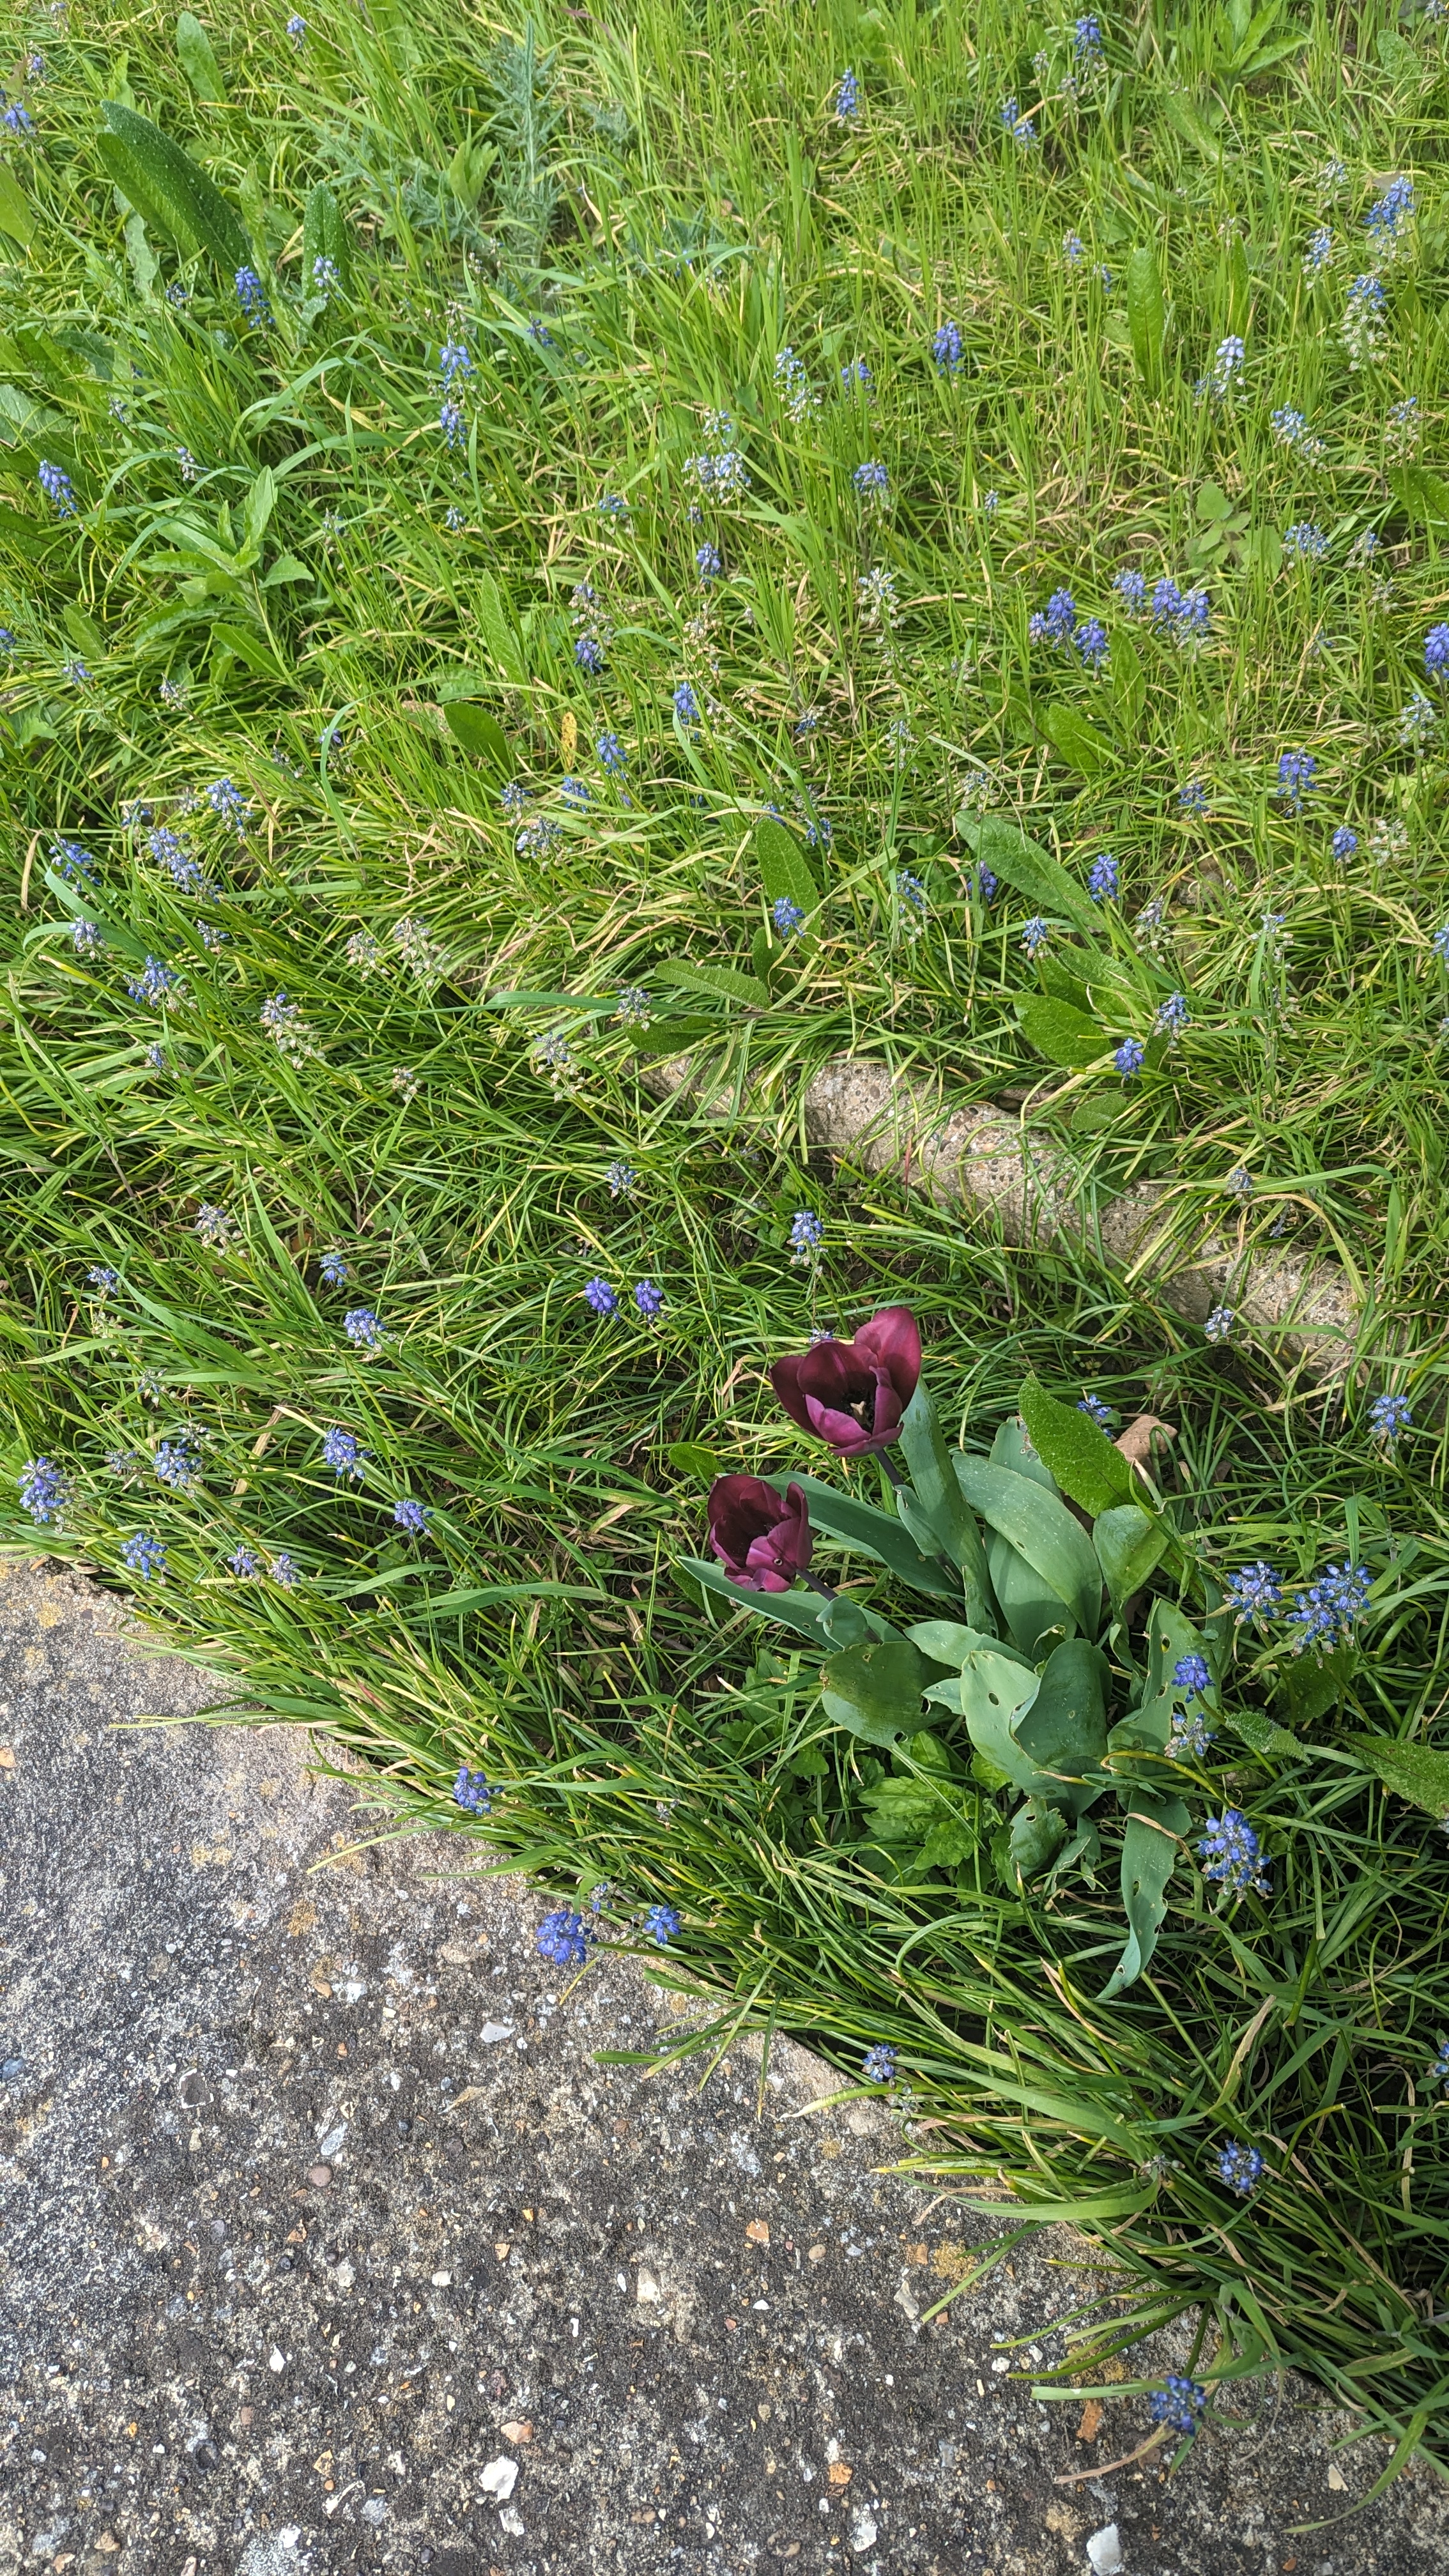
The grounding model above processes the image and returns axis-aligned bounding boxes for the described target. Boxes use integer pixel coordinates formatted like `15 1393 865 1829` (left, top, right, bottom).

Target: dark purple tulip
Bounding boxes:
770 1305 921 1455
707 1476 813 1593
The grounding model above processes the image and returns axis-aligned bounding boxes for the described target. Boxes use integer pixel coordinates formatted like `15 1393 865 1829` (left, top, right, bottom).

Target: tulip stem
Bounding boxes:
802 1572 838 1600
878 1453 907 1491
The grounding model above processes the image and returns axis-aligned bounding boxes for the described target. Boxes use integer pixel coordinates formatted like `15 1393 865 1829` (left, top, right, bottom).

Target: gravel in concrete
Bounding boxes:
3 1555 1448 2576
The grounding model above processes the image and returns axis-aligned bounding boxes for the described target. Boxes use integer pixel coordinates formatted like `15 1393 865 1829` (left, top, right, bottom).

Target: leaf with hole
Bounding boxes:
1099 1794 1190 1999
821 1637 928 1747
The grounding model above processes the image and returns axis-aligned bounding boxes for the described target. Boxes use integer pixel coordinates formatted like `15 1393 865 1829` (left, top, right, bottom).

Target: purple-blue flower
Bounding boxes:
1213 2142 1266 2195
394 1497 430 1534
575 636 606 675
673 680 700 724
1225 1561 1282 1625
19 1457 68 1525
772 896 806 937
695 541 722 580
852 460 889 497
1331 825 1358 861
1276 749 1317 811
1424 624 1449 678
319 1250 349 1286
1198 1809 1270 1897
1149 2377 1206 2437
1114 1036 1144 1078
344 1307 382 1349
120 1531 167 1581
454 1765 493 1814
1077 1392 1113 1427
321 1425 367 1481
537 1906 592 1966
1172 1653 1211 1698
862 2043 898 2083
38 459 76 518
833 67 859 121
641 1904 680 1945
584 1277 618 1317
932 319 963 373
634 1278 664 1320
1088 854 1118 901
1369 1392 1412 1445
234 266 271 328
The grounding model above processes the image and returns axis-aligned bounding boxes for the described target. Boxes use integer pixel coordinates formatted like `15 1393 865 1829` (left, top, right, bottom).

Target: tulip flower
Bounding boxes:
707 1475 814 1593
770 1305 921 1455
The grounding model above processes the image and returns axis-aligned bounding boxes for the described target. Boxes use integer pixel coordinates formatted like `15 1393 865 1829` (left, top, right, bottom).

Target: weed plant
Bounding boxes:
4 0 1449 2472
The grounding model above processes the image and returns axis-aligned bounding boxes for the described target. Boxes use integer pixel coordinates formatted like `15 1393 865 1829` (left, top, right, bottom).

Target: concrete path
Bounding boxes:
2 1555 1447 2576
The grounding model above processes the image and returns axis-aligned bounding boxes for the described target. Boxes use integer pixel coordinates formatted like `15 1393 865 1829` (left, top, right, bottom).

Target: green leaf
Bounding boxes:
1390 464 1449 526
62 604 105 661
1099 1793 1190 2000
1009 1795 1071 1881
753 816 819 917
908 1620 1032 1669
1015 1637 1110 1814
678 1553 831 1646
124 211 157 296
919 1814 979 1869
98 102 250 272
1377 27 1422 81
303 179 351 291
1125 243 1165 395
954 1651 1043 1793
1274 1644 1356 1728
1195 481 1235 524
176 11 227 100
241 464 276 551
654 958 770 1009
821 1637 928 1747
896 1381 994 1623
475 570 525 680
953 1455 1103 1639
1347 1735 1449 1818
1041 701 1113 776
442 700 513 773
795 1476 962 1601
1160 90 1222 162
262 552 310 586
664 1441 719 1483
1018 1377 1138 1517
862 1773 952 1843
1017 995 1105 1069
0 162 36 249
1093 1503 1169 1606
954 816 1103 944
1228 1705 1301 1761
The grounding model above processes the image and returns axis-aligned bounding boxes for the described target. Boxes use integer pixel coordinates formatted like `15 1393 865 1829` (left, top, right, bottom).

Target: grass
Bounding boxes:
4 0 1449 2478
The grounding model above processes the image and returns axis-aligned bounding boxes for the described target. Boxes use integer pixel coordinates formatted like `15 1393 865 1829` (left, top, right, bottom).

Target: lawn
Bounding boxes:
4 0 1449 2477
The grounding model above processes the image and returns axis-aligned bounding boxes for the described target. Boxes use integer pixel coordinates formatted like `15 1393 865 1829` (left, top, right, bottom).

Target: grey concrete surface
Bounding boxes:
2 1554 1448 2576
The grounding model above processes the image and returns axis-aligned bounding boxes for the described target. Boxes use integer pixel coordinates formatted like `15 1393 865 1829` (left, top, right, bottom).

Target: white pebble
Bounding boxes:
1087 2524 1124 2573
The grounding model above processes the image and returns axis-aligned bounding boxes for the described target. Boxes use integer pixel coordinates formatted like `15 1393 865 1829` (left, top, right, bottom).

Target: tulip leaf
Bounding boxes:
897 1382 993 1623
677 1553 831 1644
907 1619 1033 1671
1008 1795 1071 1882
821 1637 928 1747
953 1455 1103 1640
954 1652 1044 1793
1015 1639 1110 1815
1347 1735 1449 1818
1018 1376 1139 1517
794 1476 962 1600
1093 1503 1169 1606
303 178 351 293
475 569 525 679
1099 1793 1190 2000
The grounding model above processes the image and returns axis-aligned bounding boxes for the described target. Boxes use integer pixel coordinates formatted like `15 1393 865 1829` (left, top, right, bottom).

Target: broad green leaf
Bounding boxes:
1390 464 1449 526
261 552 310 586
953 1456 1103 1639
1017 994 1104 1069
792 1475 961 1600
908 1619 1031 1669
98 103 250 272
1377 27 1422 80
1347 1735 1449 1818
303 179 351 291
624 1016 716 1055
955 1651 1043 1793
1009 1795 1071 1881
1041 701 1113 776
897 1381 993 1623
176 12 227 100
62 604 105 661
821 1637 928 1747
0 163 36 249
1161 91 1222 161
443 700 513 772
1273 1644 1356 1728
1093 1503 1169 1605
1015 1638 1110 1814
678 1553 832 1645
1037 953 1092 1013
920 1814 979 1869
1018 1377 1137 1518
475 569 524 680
124 211 157 295
1099 1793 1190 2000
1125 243 1165 394
753 815 819 915
862 1774 953 1843
241 465 276 551
664 1440 719 1483
1195 481 1234 524
1229 1705 1301 1761
954 816 1103 944
654 958 770 1008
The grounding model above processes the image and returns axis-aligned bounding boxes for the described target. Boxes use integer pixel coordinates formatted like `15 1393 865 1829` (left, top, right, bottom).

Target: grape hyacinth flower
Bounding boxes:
1343 273 1387 369
537 1908 592 1967
1291 1561 1370 1654
344 1307 382 1351
840 358 871 389
862 2043 898 2084
153 1439 201 1490
1276 749 1317 811
120 1532 168 1581
1172 1653 1212 1699
1205 1305 1232 1344
1226 1561 1282 1625
614 986 651 1029
1331 825 1358 862
574 636 605 676
454 1766 493 1814
1114 1037 1144 1079
634 1278 664 1321
772 896 806 937
319 1250 349 1286
597 493 630 519
1155 992 1190 1038
440 397 466 450
1368 1392 1413 1446
1064 231 1085 264
206 776 249 834
234 266 271 328
1076 618 1108 668
1149 2377 1207 2438
774 346 816 424
595 731 627 777
1365 175 1414 250
87 1265 121 1296
672 680 700 726
1205 334 1246 399
321 1425 368 1482
125 955 181 1006
606 1161 636 1198
70 918 102 958
583 1278 618 1318
38 458 77 518
695 541 722 581
1213 2142 1266 2195
439 339 471 384
394 1498 430 1535
1424 624 1449 678
1021 916 1050 960
789 1209 824 1262
999 97 1037 147
269 1552 298 1587
852 460 889 498
641 1905 680 1946
833 66 859 122
19 1457 68 1526
1226 1166 1253 1198
1078 1392 1113 1427
1073 15 1104 61
1199 1809 1270 1897
194 1203 235 1250
932 319 963 374
1167 1708 1216 1761
1430 2041 1449 2090
1400 691 1438 752
1113 567 1147 611
229 1544 263 1578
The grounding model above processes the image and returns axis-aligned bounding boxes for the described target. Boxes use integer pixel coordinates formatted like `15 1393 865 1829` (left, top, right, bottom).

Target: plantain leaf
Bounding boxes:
1018 1376 1138 1517
954 816 1104 943
0 162 36 249
953 1455 1103 1639
1017 994 1105 1068
753 815 819 917
654 958 770 1009
1274 1643 1356 1728
176 12 227 100
1125 243 1165 394
1347 1735 1449 1818
442 700 513 772
1041 700 1114 776
98 102 250 272
1099 1792 1190 1999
